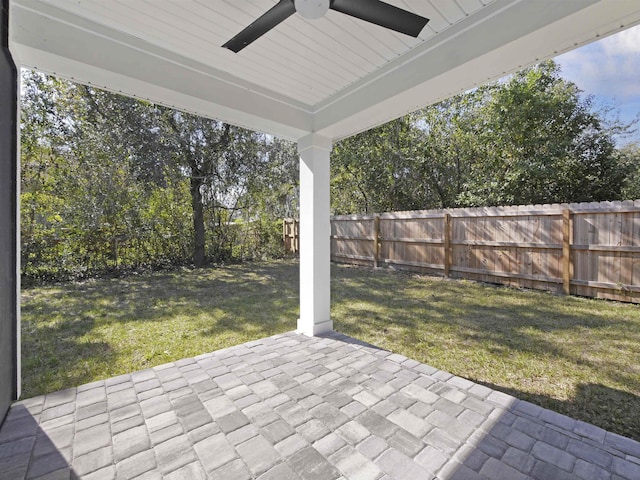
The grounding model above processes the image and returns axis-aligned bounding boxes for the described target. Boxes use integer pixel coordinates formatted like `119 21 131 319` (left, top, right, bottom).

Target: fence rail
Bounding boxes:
284 200 640 303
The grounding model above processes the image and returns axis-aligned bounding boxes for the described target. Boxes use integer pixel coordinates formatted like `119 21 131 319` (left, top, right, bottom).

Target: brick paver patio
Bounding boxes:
1 331 639 480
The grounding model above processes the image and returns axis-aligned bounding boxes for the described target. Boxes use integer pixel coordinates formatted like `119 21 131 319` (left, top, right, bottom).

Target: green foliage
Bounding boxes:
20 70 298 282
332 60 635 213
619 143 640 199
21 59 639 281
462 62 627 206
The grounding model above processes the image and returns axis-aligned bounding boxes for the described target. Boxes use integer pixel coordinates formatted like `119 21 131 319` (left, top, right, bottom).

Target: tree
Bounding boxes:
331 60 631 214
619 143 640 199
460 61 628 206
20 70 295 278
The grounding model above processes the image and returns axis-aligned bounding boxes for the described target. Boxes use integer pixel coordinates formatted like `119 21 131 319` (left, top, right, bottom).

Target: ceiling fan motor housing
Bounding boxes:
294 0 331 19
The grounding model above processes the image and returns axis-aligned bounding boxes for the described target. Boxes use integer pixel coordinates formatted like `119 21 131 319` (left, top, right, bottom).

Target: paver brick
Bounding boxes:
217 410 250 433
141 395 173 419
112 413 145 435
81 465 115 480
40 403 75 424
425 428 464 455
193 432 237 473
606 432 640 458
209 457 252 480
531 460 581 480
313 433 346 457
357 435 388 460
612 456 640 480
341 401 368 419
531 441 576 472
433 397 465 418
115 450 157 479
573 459 612 480
479 457 530 480
163 462 207 480
310 403 350 430
204 395 237 419
540 409 577 432
402 384 439 405
413 445 448 473
501 447 536 474
512 417 571 449
336 421 370 445
112 425 150 462
43 389 76 410
75 401 107 423
356 411 398 439
567 438 613 469
375 448 433 480
443 463 485 480
25 450 69 479
426 410 472 441
387 429 424 457
76 387 106 408
275 433 308 457
236 434 280 476
262 419 295 444
573 420 607 444
275 401 313 427
76 412 109 432
288 446 342 480
227 424 259 446
257 462 301 480
73 423 111 457
72 446 112 476
329 445 383 480
154 434 197 475
149 422 184 446
296 419 331 443
0 436 34 461
40 423 74 450
0 452 30 480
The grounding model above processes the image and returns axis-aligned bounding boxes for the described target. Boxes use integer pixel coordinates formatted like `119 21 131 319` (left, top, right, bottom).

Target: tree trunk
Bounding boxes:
190 174 206 267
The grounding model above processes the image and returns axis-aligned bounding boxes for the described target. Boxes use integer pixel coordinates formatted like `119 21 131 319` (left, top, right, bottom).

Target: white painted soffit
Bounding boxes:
9 0 640 142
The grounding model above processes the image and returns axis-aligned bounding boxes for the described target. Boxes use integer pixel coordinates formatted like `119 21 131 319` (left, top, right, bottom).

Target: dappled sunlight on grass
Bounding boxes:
21 259 640 440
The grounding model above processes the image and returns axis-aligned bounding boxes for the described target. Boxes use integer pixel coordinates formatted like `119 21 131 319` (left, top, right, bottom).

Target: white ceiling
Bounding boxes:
32 0 487 106
9 0 640 142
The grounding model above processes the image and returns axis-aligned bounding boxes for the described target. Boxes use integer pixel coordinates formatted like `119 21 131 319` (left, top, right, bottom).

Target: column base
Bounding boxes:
296 318 333 337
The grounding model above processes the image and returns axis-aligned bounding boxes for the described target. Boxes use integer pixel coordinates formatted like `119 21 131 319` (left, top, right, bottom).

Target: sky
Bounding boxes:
555 23 640 146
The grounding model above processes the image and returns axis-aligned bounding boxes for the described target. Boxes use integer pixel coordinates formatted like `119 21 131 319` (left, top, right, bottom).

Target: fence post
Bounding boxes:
444 213 452 277
373 215 380 268
282 220 287 253
562 209 572 295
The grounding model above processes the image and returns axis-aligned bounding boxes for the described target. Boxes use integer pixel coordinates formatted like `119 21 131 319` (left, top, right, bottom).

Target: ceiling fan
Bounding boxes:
222 0 429 53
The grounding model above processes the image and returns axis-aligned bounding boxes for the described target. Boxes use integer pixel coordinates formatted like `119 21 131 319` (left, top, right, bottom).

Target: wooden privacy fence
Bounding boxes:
284 200 640 303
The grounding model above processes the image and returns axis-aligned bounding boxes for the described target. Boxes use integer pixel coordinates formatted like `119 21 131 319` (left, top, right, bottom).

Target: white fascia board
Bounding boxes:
313 0 640 140
10 1 313 140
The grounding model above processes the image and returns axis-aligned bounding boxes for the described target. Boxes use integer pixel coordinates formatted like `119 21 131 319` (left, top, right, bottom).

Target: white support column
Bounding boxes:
297 133 333 336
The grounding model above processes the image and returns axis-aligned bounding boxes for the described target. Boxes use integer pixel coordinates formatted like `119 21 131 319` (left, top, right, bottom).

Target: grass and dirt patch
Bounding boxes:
21 260 640 441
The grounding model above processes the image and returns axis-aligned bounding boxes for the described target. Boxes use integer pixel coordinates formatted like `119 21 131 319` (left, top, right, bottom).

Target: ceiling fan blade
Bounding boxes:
330 0 428 37
223 0 296 53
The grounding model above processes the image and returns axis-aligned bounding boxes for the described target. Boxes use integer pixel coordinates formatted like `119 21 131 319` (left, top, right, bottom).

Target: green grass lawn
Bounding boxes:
21 259 640 441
